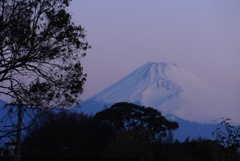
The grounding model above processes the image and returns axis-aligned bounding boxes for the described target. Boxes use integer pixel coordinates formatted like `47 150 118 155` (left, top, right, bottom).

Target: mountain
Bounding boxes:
77 62 240 124
73 62 240 141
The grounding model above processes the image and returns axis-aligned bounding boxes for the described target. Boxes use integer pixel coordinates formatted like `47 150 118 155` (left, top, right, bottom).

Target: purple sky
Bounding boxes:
69 0 240 101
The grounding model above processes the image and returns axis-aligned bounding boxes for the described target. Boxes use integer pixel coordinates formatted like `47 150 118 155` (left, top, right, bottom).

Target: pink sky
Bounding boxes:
69 0 240 100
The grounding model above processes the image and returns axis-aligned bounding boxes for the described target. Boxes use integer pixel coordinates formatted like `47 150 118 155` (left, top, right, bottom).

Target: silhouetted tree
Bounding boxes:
95 102 179 141
22 111 113 158
212 118 240 161
95 102 179 160
0 0 90 159
22 107 222 161
154 139 216 161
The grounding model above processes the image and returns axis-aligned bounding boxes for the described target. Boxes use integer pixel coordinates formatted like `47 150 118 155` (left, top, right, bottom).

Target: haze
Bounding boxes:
69 0 240 100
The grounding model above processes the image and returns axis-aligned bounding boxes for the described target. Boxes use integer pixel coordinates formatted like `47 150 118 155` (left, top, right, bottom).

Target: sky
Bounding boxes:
69 0 240 101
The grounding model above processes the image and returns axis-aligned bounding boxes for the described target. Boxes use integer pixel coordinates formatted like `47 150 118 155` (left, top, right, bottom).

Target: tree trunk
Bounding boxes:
16 104 23 161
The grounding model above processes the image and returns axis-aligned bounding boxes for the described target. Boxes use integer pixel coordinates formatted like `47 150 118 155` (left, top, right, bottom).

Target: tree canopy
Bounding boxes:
0 1 90 155
22 111 113 158
0 0 90 108
95 102 179 140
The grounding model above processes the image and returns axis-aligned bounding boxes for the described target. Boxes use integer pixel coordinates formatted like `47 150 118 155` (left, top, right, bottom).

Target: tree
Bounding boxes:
22 111 113 158
0 0 90 159
212 118 240 160
95 102 178 160
95 102 179 142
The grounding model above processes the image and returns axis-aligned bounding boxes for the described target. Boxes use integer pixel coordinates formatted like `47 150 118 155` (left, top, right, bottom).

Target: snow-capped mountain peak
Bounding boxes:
76 62 240 125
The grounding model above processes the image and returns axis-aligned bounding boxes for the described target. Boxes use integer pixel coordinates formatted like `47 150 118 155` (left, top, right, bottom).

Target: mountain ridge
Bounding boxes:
76 62 240 125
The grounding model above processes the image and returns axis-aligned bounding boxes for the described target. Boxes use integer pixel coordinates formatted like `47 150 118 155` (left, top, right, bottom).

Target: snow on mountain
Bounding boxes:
76 62 240 125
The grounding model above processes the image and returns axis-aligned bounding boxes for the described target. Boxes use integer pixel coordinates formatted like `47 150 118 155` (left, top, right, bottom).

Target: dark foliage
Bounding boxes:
20 104 236 161
19 110 228 161
0 0 90 148
150 139 217 161
95 102 179 142
22 111 113 158
94 102 179 160
0 0 90 108
212 118 240 161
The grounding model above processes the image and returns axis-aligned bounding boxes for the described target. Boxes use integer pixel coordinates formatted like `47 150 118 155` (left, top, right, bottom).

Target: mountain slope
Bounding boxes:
77 62 240 125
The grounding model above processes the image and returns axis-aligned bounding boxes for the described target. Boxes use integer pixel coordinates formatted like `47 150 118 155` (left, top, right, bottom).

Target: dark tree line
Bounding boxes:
15 102 233 161
21 103 179 160
22 111 113 158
